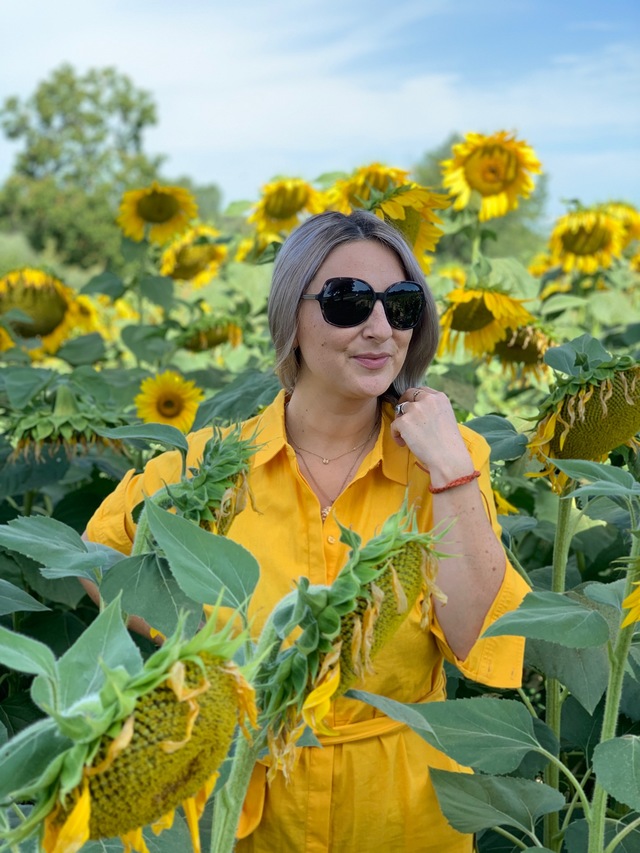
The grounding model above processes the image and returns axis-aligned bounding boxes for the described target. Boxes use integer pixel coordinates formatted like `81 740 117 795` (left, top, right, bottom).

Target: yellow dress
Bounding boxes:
86 390 530 853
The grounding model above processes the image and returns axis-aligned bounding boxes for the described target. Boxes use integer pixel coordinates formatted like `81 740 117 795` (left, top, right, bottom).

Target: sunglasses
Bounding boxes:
300 277 426 330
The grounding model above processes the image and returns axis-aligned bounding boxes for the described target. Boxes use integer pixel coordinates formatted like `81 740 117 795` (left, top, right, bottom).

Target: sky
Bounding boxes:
1 0 639 223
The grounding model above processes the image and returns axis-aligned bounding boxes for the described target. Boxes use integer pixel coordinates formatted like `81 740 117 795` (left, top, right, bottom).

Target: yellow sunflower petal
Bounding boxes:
43 783 91 853
301 664 341 736
621 582 640 628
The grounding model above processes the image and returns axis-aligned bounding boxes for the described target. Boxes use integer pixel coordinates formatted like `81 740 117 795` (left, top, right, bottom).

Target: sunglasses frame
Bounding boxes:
300 277 426 330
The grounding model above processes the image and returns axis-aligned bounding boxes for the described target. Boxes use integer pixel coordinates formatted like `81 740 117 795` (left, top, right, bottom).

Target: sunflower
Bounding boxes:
135 370 204 433
0 268 90 357
0 609 256 853
370 184 449 273
177 317 243 352
621 582 640 628
441 131 542 222
528 342 640 492
326 163 411 213
548 209 626 274
248 178 326 235
234 230 283 264
438 286 536 359
490 324 553 383
528 253 555 278
598 202 640 248
160 225 228 288
117 182 198 244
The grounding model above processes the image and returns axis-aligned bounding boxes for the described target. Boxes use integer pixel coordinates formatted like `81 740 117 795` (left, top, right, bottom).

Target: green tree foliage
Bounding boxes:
0 65 164 268
412 133 549 264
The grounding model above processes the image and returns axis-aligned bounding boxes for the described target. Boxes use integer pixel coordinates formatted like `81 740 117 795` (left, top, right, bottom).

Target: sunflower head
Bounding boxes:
177 316 243 352
528 336 640 491
248 178 326 234
160 225 228 288
490 323 553 384
368 184 449 273
326 163 411 213
438 285 536 359
549 208 626 274
0 603 256 853
597 201 640 249
135 370 205 433
0 267 97 357
256 503 448 777
441 131 542 222
117 182 198 244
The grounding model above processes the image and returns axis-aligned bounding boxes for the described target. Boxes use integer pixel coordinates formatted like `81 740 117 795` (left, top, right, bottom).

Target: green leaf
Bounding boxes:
526 639 608 714
95 423 189 454
1 366 53 408
120 324 174 362
348 693 543 774
552 459 637 489
429 769 564 835
192 369 281 428
482 591 610 647
56 333 107 366
540 295 588 319
144 500 259 611
465 414 528 462
100 553 202 639
564 817 640 853
82 271 126 300
0 718 72 800
54 597 143 711
0 623 57 680
0 579 50 615
592 736 640 810
139 275 175 310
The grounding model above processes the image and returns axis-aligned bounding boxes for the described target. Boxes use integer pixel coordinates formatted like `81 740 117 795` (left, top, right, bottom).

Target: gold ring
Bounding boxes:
412 389 422 401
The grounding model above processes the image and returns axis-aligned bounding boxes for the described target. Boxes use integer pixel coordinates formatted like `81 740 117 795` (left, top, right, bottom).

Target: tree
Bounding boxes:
0 65 164 268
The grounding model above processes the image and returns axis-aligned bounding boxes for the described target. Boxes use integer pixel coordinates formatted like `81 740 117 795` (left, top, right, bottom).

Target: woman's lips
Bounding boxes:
353 353 391 369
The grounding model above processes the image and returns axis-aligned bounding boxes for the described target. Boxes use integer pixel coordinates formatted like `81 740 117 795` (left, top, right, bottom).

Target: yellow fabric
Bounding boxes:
86 389 530 853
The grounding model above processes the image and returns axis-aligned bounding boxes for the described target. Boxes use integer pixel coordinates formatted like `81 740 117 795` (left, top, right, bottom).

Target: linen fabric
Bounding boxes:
86 390 530 853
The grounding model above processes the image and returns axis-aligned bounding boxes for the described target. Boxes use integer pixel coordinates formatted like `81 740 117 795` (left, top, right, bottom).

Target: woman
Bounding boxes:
86 210 529 852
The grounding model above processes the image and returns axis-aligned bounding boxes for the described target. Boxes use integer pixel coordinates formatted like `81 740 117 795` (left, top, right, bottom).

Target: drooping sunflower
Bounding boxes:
326 163 411 213
528 338 640 492
135 370 205 433
621 582 640 628
0 607 256 853
548 208 626 274
117 182 198 244
598 201 640 249
441 131 542 222
160 225 228 288
490 323 553 384
369 184 449 273
438 285 536 359
248 178 326 234
0 267 91 357
177 316 243 353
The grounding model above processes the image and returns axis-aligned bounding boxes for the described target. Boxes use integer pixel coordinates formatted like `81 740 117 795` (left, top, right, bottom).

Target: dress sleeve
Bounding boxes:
428 428 531 689
85 449 184 554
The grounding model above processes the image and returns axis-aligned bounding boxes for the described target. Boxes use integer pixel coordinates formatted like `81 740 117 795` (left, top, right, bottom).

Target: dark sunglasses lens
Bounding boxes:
322 279 373 326
385 283 425 329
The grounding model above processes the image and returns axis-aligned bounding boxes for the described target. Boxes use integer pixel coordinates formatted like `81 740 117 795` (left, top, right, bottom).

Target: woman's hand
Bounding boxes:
389 386 475 488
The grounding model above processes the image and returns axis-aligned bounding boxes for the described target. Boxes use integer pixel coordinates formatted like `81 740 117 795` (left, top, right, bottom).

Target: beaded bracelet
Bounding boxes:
427 469 481 494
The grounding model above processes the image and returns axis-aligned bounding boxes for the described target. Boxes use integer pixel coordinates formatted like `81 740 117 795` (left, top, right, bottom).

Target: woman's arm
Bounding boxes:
391 386 506 660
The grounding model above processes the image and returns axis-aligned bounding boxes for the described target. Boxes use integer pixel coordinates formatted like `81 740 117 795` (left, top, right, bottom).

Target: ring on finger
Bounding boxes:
394 402 407 416
412 389 423 402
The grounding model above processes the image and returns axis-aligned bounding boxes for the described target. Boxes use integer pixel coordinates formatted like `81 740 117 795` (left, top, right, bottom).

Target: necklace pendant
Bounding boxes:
321 506 331 521
322 458 329 465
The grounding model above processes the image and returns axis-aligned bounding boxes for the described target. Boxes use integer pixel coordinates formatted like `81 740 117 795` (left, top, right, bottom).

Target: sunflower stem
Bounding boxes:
543 487 575 851
588 527 640 853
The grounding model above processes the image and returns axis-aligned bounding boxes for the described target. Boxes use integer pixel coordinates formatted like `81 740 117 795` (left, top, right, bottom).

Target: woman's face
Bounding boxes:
294 240 413 403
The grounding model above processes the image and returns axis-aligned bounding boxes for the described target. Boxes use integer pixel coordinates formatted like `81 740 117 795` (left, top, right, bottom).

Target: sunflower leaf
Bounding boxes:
144 499 259 611
429 770 564 835
0 579 50 615
465 414 528 461
95 423 189 454
0 718 73 801
481 591 610 647
0 623 57 681
592 736 640 811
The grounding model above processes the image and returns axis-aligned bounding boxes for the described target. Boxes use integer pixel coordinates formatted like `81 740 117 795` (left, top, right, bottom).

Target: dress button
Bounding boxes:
327 536 336 544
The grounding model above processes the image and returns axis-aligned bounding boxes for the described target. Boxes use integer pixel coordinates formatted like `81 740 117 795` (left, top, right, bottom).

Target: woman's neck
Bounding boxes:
285 391 380 459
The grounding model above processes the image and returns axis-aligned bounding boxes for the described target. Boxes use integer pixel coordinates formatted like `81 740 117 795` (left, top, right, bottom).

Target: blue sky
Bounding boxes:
1 0 638 223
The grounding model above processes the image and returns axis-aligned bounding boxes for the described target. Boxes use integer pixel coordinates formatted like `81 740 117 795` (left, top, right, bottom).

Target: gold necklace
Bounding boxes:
297 439 371 521
288 421 379 465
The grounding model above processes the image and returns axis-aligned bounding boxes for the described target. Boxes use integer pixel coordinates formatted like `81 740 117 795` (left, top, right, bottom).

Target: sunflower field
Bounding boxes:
1 131 640 853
